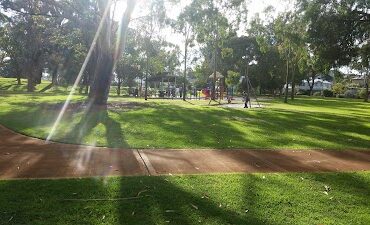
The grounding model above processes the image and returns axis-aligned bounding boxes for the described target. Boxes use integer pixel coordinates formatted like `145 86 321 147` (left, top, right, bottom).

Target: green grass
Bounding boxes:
0 77 78 94
0 77 369 150
0 172 369 225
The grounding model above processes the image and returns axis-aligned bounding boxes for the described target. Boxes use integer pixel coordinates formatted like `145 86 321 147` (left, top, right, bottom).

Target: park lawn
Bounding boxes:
0 172 369 225
0 85 369 149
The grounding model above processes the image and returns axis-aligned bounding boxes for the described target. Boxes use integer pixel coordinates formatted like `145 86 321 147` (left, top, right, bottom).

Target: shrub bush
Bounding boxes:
323 89 334 97
332 83 346 95
297 90 310 95
359 89 369 99
313 92 321 96
344 89 358 98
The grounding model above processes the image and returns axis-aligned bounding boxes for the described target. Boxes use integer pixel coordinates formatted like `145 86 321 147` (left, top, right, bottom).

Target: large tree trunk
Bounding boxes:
27 75 35 92
87 0 136 105
88 52 114 105
51 66 58 85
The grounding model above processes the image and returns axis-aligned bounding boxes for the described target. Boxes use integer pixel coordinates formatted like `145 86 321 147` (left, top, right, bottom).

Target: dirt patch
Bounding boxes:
37 101 149 113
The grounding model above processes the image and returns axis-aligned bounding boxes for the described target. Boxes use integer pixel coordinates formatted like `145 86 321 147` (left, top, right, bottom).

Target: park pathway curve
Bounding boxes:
1 125 370 180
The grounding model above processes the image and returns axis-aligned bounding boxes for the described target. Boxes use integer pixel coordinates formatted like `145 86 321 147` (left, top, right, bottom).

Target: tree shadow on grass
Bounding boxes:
63 107 129 148
0 172 368 224
117 175 275 225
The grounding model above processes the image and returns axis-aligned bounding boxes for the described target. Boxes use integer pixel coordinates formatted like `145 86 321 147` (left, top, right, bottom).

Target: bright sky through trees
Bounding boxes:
114 0 293 47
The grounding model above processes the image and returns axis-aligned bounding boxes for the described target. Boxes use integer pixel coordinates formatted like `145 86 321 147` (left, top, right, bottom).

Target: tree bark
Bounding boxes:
183 39 188 101
51 66 58 85
88 52 114 105
308 78 315 96
88 0 136 105
16 72 21 85
291 65 295 100
365 71 369 102
284 59 289 103
117 77 122 96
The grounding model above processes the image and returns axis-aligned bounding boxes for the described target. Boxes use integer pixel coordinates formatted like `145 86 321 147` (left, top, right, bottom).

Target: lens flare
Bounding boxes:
46 0 114 142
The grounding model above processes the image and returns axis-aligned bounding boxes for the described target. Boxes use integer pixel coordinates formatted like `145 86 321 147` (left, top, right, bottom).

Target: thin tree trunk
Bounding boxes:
145 53 149 100
365 70 369 102
17 73 21 85
284 59 289 103
291 65 295 100
117 77 121 96
183 39 188 101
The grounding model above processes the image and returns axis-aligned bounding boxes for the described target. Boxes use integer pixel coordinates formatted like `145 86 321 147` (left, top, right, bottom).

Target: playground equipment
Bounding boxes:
208 71 225 103
241 63 261 108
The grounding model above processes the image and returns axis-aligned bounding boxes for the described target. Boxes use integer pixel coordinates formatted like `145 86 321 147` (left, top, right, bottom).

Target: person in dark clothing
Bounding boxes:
243 92 250 108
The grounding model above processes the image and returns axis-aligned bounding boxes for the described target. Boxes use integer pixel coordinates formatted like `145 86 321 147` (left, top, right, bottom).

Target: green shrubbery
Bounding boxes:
344 89 358 99
323 89 334 97
359 89 368 99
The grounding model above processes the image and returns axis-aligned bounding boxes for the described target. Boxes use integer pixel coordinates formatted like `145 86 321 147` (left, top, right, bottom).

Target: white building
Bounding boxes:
298 78 332 91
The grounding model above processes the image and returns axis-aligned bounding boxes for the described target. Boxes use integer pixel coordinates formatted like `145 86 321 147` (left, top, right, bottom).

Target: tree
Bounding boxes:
181 0 246 100
175 7 195 100
298 0 370 100
88 0 136 105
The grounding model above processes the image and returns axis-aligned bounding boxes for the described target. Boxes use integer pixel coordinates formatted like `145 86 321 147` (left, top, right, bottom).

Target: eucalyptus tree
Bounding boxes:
298 0 369 100
180 0 247 100
247 14 286 96
131 0 179 100
0 0 54 91
274 12 308 101
175 7 195 100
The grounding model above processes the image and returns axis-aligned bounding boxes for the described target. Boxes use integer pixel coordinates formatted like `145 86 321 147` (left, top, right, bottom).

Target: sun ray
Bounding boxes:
46 0 114 142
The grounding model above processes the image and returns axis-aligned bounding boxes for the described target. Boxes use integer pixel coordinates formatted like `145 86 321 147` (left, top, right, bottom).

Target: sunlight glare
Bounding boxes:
46 0 114 142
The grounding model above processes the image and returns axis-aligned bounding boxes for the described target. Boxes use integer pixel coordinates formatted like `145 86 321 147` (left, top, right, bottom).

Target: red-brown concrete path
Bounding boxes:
1 125 369 180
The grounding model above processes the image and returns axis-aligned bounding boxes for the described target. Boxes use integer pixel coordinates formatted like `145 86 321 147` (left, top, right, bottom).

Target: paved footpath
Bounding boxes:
1 125 370 180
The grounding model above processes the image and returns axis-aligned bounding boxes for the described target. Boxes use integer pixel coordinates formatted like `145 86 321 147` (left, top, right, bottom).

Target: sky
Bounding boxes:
115 0 294 47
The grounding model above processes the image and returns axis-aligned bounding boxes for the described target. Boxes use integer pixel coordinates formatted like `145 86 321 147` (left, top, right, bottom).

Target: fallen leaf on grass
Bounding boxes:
165 210 176 213
201 194 209 199
190 203 198 210
137 190 148 197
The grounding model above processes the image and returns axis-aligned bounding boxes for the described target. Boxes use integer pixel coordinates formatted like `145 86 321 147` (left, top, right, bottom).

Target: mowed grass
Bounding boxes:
0 172 369 225
0 77 369 150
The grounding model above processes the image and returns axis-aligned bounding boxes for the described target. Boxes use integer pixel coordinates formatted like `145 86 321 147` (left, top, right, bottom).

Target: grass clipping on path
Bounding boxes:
0 172 369 225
